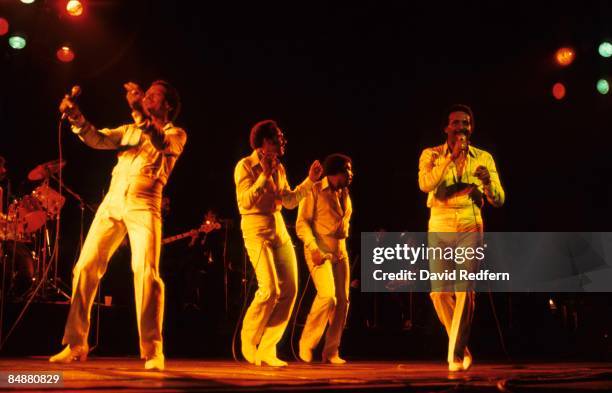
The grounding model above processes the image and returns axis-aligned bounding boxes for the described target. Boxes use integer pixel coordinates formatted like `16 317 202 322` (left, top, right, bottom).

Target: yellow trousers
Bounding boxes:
428 206 482 364
299 238 349 358
240 212 297 359
62 177 164 359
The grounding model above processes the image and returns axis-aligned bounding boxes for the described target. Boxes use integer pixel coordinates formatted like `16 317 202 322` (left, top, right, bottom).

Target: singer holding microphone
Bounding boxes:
50 81 187 371
296 153 353 365
418 104 504 372
234 120 322 367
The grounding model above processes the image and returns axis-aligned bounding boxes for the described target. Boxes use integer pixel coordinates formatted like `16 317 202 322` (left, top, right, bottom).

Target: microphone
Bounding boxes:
61 85 82 120
458 133 468 152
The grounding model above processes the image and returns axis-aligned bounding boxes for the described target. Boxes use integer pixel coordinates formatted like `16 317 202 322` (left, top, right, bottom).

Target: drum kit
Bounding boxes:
1 159 68 300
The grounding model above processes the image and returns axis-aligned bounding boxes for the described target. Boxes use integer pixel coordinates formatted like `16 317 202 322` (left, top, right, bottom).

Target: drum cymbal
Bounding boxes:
27 160 66 181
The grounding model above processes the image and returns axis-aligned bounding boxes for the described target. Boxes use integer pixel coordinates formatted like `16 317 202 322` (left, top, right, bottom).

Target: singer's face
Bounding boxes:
445 111 472 144
339 162 354 188
262 128 286 156
142 84 171 119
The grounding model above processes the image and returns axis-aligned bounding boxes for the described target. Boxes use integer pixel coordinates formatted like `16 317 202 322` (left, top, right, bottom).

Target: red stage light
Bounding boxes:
552 82 566 100
555 47 575 67
66 0 84 17
0 18 9 36
56 46 75 62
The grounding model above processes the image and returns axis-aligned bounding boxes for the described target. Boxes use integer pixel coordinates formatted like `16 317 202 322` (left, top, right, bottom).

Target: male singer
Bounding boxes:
418 104 504 371
234 120 322 367
296 153 353 365
50 81 187 371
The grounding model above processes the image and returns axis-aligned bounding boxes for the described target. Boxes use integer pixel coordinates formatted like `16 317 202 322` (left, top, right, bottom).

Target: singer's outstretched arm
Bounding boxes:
278 164 314 210
71 123 126 150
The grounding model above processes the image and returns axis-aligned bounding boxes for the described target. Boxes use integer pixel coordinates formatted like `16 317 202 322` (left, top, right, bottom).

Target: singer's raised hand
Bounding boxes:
59 96 84 126
124 82 144 112
308 160 323 182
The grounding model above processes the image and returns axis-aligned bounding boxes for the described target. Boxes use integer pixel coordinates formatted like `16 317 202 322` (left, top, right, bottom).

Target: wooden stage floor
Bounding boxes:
1 358 611 392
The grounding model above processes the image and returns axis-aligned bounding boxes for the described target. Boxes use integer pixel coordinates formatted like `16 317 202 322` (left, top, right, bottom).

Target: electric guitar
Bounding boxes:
162 211 221 246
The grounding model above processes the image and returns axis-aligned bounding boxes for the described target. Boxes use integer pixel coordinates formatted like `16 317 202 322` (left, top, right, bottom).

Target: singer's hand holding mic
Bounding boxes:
59 86 84 127
261 153 280 178
310 247 333 266
451 133 468 160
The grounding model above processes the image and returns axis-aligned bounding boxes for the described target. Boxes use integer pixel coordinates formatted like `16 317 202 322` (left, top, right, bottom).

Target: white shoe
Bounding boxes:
254 354 288 367
463 348 473 371
49 345 88 364
323 354 347 365
144 355 165 371
299 346 313 363
242 343 256 364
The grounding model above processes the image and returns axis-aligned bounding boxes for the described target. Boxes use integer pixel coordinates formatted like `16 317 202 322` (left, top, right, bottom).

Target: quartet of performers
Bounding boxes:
45 82 504 371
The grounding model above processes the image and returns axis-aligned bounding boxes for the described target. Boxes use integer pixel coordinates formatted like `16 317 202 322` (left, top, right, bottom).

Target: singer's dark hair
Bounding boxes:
152 80 181 122
324 153 352 176
444 103 475 132
250 120 280 149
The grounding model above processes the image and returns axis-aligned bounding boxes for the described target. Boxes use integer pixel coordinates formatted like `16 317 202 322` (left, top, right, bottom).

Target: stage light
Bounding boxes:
552 82 566 100
8 35 26 50
66 0 84 17
596 79 609 95
56 46 75 62
0 18 9 36
599 41 612 58
555 47 575 67
20 0 36 4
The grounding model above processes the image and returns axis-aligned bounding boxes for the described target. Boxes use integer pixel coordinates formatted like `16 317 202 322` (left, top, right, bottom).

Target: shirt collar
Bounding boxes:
321 176 331 190
250 149 262 168
322 176 345 193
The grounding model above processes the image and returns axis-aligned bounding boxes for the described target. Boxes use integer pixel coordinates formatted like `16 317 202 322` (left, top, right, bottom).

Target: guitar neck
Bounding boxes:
162 230 197 245
162 221 220 246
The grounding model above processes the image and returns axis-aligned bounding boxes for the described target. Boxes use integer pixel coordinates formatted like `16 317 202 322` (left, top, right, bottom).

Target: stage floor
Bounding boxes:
1 358 611 392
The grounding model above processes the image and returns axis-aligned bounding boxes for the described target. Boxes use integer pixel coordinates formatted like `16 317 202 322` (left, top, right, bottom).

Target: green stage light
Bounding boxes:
8 35 26 50
596 79 609 95
599 42 612 58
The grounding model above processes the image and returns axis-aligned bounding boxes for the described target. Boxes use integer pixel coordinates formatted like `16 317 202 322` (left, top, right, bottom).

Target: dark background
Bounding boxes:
1 1 611 359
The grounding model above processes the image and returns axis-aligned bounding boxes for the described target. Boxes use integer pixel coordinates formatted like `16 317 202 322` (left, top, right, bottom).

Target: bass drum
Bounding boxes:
8 196 47 234
32 184 65 218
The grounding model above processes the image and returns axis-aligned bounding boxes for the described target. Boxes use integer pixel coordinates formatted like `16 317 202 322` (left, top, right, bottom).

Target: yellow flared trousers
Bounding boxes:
62 177 164 359
428 206 482 364
299 238 349 358
240 212 298 359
